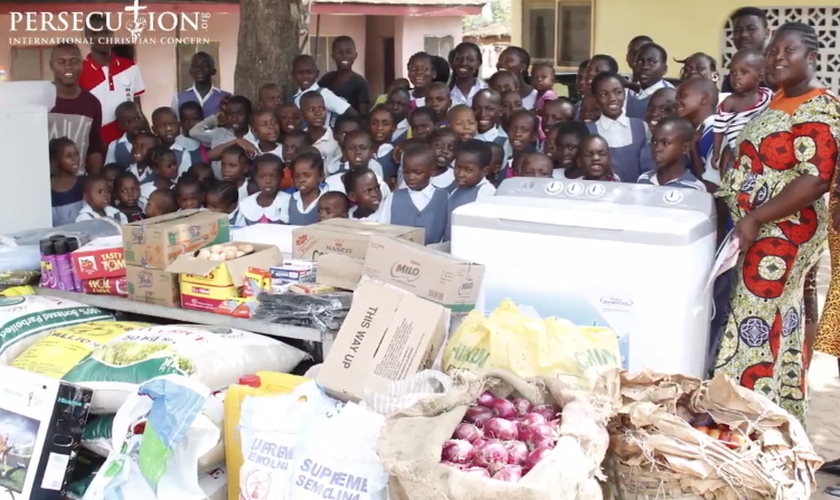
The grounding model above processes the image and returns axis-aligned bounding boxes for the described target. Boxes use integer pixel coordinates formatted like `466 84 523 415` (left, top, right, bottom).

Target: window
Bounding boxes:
10 46 51 81
424 36 455 59
176 42 221 90
522 0 591 67
307 36 338 74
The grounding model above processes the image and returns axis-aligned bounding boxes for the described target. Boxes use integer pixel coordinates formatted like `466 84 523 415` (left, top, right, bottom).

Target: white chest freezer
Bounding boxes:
450 178 717 378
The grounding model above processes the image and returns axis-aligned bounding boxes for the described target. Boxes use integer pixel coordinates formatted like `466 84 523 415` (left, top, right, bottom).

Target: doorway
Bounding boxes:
382 37 395 90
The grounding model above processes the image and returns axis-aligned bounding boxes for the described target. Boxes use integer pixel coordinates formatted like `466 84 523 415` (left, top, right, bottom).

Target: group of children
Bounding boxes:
50 34 769 244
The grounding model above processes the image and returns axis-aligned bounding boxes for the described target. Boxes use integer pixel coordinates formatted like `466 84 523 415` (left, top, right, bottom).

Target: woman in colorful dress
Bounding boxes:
712 22 840 424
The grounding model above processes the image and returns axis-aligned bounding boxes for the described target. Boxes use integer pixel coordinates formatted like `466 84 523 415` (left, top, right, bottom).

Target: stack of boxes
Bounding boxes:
70 235 127 295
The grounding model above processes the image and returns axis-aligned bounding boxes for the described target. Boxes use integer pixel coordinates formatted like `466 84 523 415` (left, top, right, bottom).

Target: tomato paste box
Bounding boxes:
82 276 128 296
122 210 230 270
71 235 125 280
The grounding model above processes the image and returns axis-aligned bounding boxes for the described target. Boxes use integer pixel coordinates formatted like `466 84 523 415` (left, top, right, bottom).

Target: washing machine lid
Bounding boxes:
496 177 715 216
454 180 716 246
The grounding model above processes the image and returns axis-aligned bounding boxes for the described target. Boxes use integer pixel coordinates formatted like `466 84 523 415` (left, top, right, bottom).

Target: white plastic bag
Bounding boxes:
239 381 338 500
291 402 388 500
82 375 220 500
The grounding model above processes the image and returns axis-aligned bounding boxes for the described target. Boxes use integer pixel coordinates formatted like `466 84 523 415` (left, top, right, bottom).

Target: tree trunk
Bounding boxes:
234 0 305 101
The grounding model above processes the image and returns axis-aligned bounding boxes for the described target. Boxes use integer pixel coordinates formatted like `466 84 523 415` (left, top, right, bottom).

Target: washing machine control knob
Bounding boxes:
663 189 684 204
567 182 584 196
586 184 605 198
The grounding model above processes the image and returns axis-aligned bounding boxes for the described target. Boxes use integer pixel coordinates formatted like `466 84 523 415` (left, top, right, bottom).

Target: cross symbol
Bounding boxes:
123 0 147 24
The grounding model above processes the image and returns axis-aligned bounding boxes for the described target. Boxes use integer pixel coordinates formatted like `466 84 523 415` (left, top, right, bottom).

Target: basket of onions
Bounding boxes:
377 369 612 500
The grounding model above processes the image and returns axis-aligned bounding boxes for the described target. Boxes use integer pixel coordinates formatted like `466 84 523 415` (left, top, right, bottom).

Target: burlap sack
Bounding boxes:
377 368 617 500
607 372 822 500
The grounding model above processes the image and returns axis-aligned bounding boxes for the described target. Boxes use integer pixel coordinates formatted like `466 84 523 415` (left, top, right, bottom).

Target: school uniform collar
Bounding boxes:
393 119 409 141
310 127 336 147
187 85 223 107
635 79 673 99
293 83 321 99
476 126 505 142
410 182 438 200
80 202 121 219
699 114 716 133
598 113 631 130
376 143 394 158
642 169 699 186
451 79 487 105
116 133 130 145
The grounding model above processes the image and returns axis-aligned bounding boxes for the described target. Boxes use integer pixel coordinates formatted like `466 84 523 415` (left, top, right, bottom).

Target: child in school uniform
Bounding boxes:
496 46 537 109
447 105 478 143
76 176 126 223
638 87 677 176
445 139 496 240
145 189 179 218
288 150 326 225
175 175 206 210
258 83 284 111
501 109 539 176
176 101 207 165
113 172 145 222
368 106 399 183
191 95 253 178
105 101 145 169
676 77 719 187
487 142 505 186
171 52 231 119
543 124 561 171
626 43 674 120
101 163 122 194
204 181 241 226
386 88 411 142
407 52 436 108
488 70 519 97
317 192 350 221
325 131 391 196
637 117 706 191
428 128 458 193
588 71 649 183
326 115 363 175
472 89 512 161
188 162 215 190
345 168 382 221
711 49 771 174
151 107 192 177
376 143 449 245
280 130 314 179
237 154 291 225
577 135 621 182
219 144 253 203
247 109 283 157
276 102 303 135
50 137 85 226
450 42 487 107
408 107 438 142
519 153 554 178
139 147 179 209
500 90 524 133
128 131 159 185
424 82 453 125
553 121 591 179
291 54 352 127
299 91 340 166
541 98 575 133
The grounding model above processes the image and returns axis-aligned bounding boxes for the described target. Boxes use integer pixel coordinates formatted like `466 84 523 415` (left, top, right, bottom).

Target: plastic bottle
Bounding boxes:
224 372 307 500
39 238 58 289
65 237 84 292
51 237 76 292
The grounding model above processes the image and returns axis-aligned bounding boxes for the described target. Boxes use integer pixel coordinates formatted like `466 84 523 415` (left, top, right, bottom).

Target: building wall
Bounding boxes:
395 15 463 76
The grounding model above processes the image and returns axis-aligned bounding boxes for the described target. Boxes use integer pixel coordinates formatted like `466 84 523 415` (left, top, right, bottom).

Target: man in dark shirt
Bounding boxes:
49 43 104 175
721 7 772 93
318 36 371 115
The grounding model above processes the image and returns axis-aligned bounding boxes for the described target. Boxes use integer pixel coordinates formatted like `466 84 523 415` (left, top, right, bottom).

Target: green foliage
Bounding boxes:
463 0 511 32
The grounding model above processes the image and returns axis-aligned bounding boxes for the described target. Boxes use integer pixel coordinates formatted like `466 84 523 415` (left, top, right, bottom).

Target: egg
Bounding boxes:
235 251 245 258
238 244 254 254
197 249 211 259
224 250 237 260
210 245 224 253
208 254 222 261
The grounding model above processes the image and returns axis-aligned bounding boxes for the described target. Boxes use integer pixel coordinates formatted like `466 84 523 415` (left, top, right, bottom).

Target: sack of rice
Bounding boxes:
0 295 112 364
62 324 308 413
9 321 149 377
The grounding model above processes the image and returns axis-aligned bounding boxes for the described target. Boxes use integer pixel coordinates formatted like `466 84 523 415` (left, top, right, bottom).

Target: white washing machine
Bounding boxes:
450 178 717 378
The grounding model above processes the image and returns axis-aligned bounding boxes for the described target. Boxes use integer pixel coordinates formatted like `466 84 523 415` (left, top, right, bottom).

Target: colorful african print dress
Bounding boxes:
714 88 839 424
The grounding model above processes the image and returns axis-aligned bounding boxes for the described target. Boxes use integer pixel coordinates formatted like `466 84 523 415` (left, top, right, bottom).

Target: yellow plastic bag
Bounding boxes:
0 285 34 296
442 300 620 389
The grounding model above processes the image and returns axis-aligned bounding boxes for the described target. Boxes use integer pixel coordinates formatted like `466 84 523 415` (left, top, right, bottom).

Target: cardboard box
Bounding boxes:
126 265 180 307
0 365 92 500
362 236 486 314
270 260 317 285
71 235 125 280
123 210 230 270
292 219 424 260
316 253 364 290
317 280 449 402
166 243 283 312
82 276 128 296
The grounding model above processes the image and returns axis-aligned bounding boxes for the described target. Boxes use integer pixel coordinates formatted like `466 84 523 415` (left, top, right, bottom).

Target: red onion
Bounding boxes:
463 467 491 478
504 440 529 465
473 439 509 471
511 397 533 415
519 413 547 428
440 461 465 470
472 438 487 449
452 422 483 443
464 406 494 428
492 464 523 482
532 404 560 421
441 439 474 464
524 423 558 450
484 418 518 441
524 446 553 471
549 418 561 427
489 398 517 419
476 390 497 408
